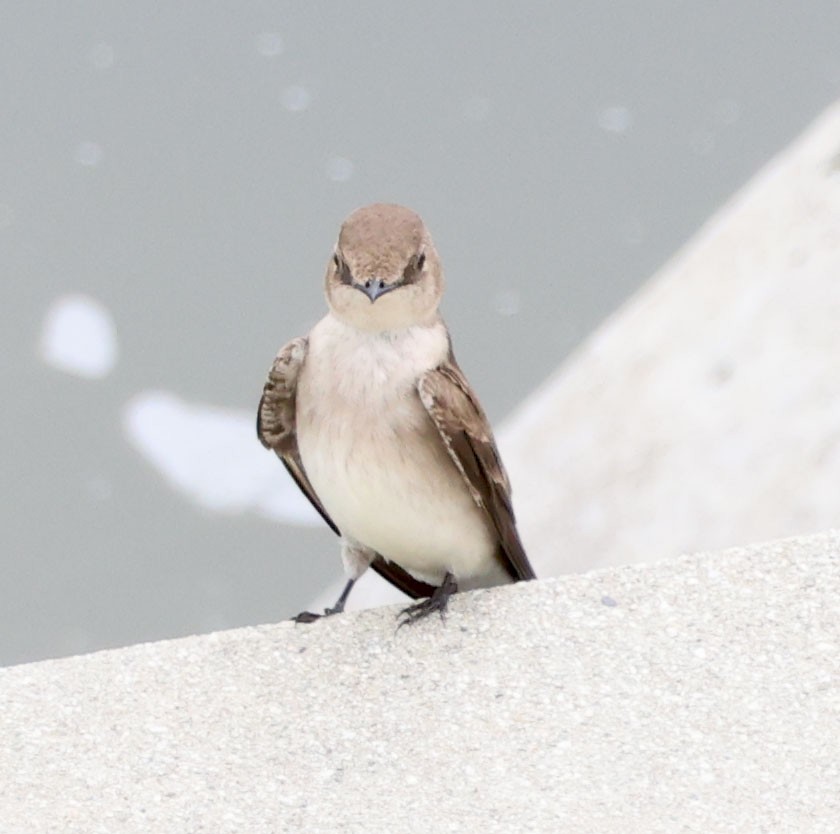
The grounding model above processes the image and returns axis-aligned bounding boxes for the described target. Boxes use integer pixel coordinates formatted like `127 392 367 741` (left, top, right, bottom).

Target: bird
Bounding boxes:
257 203 536 624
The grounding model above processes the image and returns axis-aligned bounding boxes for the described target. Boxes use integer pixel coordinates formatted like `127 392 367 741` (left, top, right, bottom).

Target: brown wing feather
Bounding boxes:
257 338 435 599
418 352 536 582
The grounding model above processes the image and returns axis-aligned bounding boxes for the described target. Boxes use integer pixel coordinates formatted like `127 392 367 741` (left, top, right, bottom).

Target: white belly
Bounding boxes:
296 316 503 588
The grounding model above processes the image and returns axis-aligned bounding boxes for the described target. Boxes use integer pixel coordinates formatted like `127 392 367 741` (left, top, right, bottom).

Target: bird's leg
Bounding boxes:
292 578 356 624
325 577 355 615
398 572 458 627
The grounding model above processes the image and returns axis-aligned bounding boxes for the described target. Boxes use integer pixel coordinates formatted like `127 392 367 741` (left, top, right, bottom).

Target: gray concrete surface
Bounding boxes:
501 101 840 580
2 530 839 833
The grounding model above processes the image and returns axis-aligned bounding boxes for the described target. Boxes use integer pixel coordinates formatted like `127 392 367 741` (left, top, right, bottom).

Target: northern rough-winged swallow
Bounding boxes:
258 203 536 624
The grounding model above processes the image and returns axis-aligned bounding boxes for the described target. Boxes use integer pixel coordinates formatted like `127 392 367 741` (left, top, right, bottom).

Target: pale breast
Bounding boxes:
296 314 497 585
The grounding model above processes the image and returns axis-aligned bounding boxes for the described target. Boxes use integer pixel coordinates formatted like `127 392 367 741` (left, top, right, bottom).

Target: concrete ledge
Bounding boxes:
2 530 839 832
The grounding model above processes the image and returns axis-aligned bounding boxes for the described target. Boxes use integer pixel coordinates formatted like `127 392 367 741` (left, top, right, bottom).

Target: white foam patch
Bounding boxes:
75 141 103 167
256 32 284 56
493 288 521 317
123 390 321 527
281 85 311 112
463 96 491 122
597 105 632 134
39 294 118 379
325 156 354 182
88 42 115 70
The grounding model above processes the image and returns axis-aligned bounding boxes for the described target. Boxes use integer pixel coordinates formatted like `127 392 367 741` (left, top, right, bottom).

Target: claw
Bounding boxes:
292 610 323 624
397 572 457 628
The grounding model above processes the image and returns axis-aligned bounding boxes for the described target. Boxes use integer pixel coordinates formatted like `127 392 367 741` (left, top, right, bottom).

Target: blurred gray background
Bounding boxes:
2 2 840 666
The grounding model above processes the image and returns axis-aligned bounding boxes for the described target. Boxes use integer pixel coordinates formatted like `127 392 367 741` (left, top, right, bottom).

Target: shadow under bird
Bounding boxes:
257 203 536 624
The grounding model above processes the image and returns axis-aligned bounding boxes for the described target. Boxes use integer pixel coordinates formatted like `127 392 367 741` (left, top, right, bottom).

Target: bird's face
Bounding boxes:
325 204 444 332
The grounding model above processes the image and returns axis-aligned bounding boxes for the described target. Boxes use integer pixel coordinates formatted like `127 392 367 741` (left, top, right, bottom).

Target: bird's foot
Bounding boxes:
291 610 325 624
291 600 348 624
291 578 355 624
398 572 458 628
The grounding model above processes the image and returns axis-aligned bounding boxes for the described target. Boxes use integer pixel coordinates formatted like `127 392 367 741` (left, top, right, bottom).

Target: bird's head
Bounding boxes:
325 203 444 332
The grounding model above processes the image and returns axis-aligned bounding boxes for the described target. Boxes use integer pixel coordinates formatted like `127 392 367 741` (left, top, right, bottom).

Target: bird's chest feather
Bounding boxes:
295 318 451 522
298 321 442 444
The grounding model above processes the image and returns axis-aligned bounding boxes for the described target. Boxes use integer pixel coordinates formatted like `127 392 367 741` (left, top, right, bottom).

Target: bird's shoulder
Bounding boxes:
418 356 512 501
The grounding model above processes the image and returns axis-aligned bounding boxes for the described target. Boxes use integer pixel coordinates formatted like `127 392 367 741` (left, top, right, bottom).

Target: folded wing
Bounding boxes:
418 352 536 582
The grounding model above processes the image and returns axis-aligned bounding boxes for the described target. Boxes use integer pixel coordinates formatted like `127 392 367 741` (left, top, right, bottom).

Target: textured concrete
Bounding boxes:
2 530 839 833
501 101 840 577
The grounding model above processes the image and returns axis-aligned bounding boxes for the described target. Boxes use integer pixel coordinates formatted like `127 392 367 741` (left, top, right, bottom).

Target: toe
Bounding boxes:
292 611 322 624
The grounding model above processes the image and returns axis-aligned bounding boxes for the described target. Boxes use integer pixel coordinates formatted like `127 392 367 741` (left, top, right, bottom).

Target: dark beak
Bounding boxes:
355 278 396 303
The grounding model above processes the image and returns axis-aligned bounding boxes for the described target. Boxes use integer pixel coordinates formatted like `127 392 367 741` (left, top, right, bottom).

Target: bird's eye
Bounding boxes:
335 256 353 285
417 253 426 270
